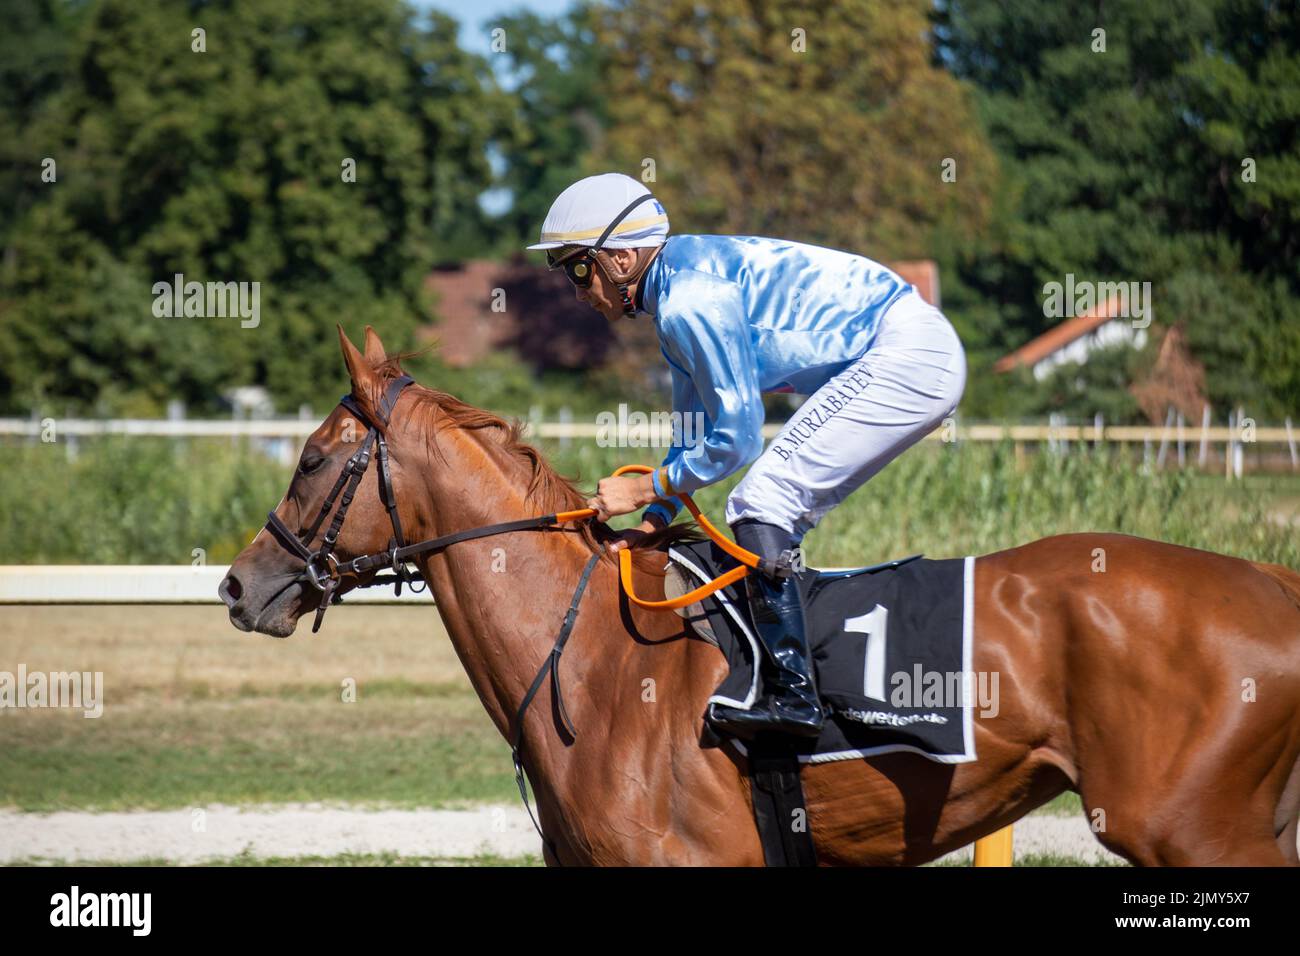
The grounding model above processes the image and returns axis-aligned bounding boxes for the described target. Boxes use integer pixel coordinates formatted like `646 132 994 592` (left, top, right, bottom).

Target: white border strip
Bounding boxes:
961 554 976 760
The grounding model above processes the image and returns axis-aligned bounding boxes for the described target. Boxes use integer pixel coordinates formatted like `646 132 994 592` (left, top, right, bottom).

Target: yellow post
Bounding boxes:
973 826 1014 866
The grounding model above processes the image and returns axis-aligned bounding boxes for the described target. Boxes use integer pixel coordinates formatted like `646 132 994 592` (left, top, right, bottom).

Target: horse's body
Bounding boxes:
223 329 1300 865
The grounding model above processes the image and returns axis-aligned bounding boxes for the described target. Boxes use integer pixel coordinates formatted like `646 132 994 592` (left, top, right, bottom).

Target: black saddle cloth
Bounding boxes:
667 540 976 763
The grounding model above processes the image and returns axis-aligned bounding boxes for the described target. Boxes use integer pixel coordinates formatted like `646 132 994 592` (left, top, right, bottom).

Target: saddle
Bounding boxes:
497 463 980 866
665 539 978 764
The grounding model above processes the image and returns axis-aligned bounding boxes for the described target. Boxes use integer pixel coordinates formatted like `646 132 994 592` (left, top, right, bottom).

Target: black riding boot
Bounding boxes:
708 520 825 740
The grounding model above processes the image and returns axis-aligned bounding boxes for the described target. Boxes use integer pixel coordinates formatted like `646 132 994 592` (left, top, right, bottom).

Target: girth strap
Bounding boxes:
748 743 819 866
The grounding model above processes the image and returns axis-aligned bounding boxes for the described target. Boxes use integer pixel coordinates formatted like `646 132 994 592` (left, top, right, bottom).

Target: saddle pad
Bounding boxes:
667 541 977 764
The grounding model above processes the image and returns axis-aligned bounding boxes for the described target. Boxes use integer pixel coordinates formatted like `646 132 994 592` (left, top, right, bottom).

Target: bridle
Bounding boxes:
254 369 770 860
258 371 607 857
262 374 596 633
262 375 416 631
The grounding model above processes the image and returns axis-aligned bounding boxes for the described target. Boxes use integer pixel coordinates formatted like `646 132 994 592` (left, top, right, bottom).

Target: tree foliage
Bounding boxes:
1 0 1296 423
0 0 513 414
488 3 609 247
934 0 1300 418
590 0 998 259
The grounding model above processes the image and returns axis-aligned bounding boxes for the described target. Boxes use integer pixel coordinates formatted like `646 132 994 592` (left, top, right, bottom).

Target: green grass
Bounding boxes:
1 695 518 812
0 437 287 564
1039 792 1085 816
5 432 1296 567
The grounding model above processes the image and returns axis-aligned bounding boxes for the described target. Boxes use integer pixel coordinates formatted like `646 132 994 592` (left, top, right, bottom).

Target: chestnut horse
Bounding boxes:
221 327 1300 866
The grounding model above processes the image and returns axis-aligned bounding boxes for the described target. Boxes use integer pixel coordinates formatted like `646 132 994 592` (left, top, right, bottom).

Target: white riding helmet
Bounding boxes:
525 172 669 252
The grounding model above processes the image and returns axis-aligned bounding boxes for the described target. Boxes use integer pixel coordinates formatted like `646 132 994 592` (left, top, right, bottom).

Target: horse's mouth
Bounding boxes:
222 574 308 638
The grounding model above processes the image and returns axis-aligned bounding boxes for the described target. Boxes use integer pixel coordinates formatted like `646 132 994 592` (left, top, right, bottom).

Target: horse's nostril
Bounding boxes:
219 573 243 606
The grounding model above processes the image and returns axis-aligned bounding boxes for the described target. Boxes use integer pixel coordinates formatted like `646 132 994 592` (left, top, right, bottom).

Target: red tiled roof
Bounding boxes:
422 257 944 369
421 261 511 365
891 260 940 308
422 258 616 370
993 295 1129 373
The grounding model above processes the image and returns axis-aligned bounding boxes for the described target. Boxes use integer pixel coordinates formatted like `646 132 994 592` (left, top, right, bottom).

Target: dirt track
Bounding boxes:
1 804 1124 864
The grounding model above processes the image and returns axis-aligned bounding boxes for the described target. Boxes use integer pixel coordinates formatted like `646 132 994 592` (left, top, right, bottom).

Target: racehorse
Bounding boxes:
220 326 1300 866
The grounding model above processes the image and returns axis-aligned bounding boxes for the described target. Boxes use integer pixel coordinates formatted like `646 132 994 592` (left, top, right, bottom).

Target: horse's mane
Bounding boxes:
370 355 701 559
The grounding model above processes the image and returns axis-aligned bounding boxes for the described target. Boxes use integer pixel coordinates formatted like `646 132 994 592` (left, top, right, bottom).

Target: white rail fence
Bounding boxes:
3 410 1296 477
1 564 883 605
0 565 431 604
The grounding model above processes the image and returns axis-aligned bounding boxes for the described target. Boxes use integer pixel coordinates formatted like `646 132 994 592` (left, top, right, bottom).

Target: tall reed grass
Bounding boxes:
2 435 1296 568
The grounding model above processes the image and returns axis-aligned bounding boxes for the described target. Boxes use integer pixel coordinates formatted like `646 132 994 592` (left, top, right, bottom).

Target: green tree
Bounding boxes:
934 0 1300 418
0 0 84 250
0 0 514 415
488 3 609 247
590 0 998 260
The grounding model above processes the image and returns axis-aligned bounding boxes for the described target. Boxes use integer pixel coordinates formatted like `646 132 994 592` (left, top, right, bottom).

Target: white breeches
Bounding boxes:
726 291 967 539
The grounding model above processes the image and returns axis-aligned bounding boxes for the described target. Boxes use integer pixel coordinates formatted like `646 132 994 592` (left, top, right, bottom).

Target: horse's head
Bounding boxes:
220 325 417 637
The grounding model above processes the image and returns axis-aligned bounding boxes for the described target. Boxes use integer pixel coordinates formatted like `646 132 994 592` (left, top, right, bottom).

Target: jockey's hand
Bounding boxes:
605 515 667 555
587 473 658 522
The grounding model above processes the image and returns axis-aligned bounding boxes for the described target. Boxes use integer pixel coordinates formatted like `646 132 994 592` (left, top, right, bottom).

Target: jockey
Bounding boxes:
528 172 966 740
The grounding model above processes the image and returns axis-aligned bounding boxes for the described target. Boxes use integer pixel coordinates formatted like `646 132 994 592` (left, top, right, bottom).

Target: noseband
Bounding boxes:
262 375 421 631
262 374 597 632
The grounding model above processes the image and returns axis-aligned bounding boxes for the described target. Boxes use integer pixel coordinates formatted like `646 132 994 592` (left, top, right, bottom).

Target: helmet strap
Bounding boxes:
583 191 663 316
595 247 659 315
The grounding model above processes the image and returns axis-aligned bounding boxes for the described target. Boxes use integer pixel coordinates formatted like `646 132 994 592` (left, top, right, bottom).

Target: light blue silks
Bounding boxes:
637 235 912 519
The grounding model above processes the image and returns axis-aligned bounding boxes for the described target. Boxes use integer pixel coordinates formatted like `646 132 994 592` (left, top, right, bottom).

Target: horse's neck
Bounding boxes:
408 428 596 739
398 419 740 863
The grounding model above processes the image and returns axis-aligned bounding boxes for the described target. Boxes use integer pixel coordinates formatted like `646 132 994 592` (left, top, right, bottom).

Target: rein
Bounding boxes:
260 375 767 861
262 378 759 631
262 375 599 632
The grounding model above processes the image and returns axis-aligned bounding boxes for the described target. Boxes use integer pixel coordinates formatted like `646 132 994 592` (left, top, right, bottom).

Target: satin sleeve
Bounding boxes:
657 272 766 495
642 365 697 523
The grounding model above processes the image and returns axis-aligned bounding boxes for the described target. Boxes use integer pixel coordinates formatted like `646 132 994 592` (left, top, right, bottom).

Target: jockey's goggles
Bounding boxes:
547 246 599 288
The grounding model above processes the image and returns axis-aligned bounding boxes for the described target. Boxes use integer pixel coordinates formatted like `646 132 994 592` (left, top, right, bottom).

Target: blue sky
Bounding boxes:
412 0 576 57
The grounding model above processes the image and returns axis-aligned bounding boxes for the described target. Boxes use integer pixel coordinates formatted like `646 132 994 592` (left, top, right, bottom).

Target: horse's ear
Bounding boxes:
362 325 386 366
338 325 380 400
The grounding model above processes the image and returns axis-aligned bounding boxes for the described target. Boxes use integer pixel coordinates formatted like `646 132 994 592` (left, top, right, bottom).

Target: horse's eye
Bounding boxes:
299 455 326 475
